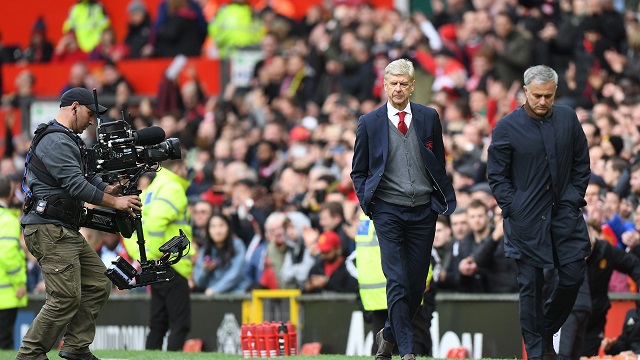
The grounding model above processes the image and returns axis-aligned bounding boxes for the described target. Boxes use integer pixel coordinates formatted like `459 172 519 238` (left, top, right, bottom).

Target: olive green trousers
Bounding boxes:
17 224 111 360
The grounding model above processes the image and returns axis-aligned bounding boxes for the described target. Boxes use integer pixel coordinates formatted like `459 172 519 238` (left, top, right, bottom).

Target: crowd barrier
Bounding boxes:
15 292 638 358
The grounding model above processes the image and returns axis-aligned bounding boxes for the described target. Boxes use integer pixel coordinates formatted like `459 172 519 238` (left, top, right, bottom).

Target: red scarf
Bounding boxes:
323 257 344 278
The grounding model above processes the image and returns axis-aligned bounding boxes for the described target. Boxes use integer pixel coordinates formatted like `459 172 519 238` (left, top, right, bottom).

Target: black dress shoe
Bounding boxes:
59 351 100 360
375 329 394 360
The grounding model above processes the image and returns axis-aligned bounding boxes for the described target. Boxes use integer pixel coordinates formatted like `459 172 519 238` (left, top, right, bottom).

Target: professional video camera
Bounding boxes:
81 90 190 290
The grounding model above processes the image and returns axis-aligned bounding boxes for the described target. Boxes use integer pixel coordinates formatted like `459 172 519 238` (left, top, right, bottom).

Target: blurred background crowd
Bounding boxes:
0 0 640 306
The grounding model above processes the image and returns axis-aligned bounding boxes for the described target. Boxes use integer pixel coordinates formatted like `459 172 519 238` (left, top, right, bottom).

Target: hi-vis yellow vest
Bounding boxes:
62 0 110 53
355 213 432 311
124 168 193 279
0 207 27 310
355 213 388 311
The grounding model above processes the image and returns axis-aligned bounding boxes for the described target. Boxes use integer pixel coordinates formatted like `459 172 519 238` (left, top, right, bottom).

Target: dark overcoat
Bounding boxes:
487 105 591 268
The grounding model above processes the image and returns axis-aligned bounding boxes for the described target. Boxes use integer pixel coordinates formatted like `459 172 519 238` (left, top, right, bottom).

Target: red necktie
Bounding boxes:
398 111 408 135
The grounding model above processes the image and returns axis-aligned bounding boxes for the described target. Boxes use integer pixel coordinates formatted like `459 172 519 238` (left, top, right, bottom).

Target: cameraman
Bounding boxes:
125 157 193 351
17 87 142 360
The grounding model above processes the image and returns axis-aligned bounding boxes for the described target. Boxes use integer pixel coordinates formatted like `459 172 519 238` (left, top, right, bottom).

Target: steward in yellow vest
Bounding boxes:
0 176 27 349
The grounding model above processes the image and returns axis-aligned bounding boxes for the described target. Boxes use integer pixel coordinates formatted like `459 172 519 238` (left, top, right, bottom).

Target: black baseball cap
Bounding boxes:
60 87 108 114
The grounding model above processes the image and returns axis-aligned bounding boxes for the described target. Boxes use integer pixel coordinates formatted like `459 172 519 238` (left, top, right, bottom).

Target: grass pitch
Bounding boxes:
0 351 378 360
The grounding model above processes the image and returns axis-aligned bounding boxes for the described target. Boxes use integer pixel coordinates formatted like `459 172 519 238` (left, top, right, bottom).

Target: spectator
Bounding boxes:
192 213 249 294
52 31 87 63
96 232 132 269
124 0 153 59
280 53 316 107
337 40 375 103
88 27 129 62
303 231 358 293
21 17 53 63
99 61 132 97
60 61 89 94
252 140 283 191
434 207 471 291
485 11 532 87
451 199 490 293
152 0 207 57
1 69 35 144
280 212 317 290
473 205 519 293
190 199 214 256
252 32 281 88
581 220 640 356
62 0 111 53
318 201 354 258
247 211 288 289
274 166 309 210
601 302 640 356
224 178 269 248
433 215 454 287
208 0 266 58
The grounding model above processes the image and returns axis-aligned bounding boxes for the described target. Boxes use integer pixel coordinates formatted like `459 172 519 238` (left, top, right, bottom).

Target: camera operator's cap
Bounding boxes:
60 87 108 114
317 231 341 253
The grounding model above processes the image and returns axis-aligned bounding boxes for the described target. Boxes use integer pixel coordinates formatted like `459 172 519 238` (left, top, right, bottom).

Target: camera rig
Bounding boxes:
82 90 189 290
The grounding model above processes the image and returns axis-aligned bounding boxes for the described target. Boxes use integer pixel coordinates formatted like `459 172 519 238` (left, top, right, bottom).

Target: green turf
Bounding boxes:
0 351 378 360
0 350 515 360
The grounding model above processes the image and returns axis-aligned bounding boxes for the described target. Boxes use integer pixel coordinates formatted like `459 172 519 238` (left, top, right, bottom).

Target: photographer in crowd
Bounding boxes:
17 87 142 360
125 157 193 351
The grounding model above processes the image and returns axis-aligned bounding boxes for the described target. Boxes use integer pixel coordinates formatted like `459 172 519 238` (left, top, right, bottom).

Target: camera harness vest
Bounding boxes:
21 121 87 219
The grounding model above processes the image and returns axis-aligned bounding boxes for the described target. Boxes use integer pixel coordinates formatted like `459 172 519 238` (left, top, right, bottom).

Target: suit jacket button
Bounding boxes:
541 215 546 220
379 173 383 176
371 190 374 193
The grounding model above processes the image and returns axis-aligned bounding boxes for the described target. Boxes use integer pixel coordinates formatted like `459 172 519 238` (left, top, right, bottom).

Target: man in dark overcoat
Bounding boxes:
487 64 591 360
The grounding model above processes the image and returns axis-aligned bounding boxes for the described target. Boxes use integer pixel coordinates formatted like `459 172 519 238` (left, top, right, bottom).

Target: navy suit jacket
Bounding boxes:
350 102 456 216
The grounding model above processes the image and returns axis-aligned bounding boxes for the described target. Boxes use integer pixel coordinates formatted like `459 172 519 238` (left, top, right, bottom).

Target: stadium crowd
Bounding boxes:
3 0 640 355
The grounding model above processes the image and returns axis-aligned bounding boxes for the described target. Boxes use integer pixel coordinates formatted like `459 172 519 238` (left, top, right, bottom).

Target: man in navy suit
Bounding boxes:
351 58 456 360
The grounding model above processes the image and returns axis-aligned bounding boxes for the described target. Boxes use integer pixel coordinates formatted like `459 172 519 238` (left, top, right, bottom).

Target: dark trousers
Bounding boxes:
370 290 434 357
0 308 18 349
516 259 585 358
558 309 590 360
371 199 436 357
582 308 608 356
146 273 191 351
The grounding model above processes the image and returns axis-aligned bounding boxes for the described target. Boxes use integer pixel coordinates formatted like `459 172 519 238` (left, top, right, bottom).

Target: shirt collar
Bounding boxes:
386 102 411 116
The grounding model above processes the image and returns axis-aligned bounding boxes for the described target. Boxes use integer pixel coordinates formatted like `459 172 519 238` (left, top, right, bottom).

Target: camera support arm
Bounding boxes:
103 181 190 290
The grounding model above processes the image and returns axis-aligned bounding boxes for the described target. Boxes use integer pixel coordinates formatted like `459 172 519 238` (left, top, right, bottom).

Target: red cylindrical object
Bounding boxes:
241 324 252 358
265 322 278 357
256 323 267 358
286 321 297 356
